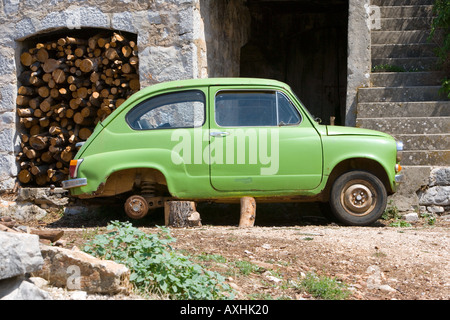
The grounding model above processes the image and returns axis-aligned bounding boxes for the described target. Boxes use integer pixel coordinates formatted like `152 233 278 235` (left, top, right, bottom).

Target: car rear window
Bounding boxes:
126 90 205 130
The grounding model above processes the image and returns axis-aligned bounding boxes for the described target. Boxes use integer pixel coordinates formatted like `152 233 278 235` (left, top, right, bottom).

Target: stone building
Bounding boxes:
0 0 448 212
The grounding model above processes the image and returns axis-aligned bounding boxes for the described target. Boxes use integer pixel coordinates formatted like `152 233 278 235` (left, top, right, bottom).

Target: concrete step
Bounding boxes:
371 0 434 6
358 86 446 103
370 72 445 87
371 30 432 45
371 43 437 59
356 117 450 135
372 57 439 72
357 101 450 118
379 17 434 31
380 5 434 19
393 134 450 151
400 150 450 166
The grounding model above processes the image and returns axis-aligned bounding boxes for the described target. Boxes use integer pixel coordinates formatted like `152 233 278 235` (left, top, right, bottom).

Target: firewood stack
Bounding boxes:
16 32 140 187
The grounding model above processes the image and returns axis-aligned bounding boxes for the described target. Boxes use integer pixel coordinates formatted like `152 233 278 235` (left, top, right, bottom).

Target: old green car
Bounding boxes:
62 78 403 226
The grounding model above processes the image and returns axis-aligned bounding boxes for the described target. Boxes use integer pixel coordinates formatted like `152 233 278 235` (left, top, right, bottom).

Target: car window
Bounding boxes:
277 92 301 126
215 91 301 127
126 90 205 130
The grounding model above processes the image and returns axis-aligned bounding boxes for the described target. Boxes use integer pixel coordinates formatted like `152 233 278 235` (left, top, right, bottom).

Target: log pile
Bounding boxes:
16 32 140 187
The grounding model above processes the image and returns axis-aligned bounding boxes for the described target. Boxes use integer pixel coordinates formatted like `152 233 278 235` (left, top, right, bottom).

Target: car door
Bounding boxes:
208 86 323 192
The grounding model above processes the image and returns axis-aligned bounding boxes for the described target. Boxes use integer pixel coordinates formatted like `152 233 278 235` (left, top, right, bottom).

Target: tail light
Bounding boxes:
69 159 83 178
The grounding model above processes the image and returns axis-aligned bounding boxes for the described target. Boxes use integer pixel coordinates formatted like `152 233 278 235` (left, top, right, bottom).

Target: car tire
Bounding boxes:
330 171 387 226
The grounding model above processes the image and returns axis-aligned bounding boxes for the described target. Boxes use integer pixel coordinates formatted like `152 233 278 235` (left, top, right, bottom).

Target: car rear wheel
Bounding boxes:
124 195 149 219
330 171 387 226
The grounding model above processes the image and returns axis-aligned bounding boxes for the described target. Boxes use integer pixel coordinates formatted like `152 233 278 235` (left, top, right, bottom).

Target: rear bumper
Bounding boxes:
62 178 87 189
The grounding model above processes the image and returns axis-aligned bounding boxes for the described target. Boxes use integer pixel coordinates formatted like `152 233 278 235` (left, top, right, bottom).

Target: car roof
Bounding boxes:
139 77 290 94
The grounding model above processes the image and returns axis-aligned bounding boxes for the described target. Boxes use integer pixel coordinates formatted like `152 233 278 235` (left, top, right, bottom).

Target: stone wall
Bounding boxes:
0 0 228 191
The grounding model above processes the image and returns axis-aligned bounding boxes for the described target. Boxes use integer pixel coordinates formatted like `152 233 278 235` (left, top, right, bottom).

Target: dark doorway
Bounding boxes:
241 0 348 125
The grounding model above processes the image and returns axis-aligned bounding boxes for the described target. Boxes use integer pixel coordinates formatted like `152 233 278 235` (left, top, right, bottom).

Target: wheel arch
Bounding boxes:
99 167 171 197
321 157 392 202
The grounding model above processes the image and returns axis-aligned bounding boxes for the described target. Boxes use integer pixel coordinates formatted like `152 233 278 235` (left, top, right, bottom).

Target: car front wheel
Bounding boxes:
330 171 387 226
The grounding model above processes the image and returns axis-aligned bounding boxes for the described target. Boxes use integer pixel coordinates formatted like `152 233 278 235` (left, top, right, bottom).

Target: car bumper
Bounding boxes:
395 174 404 183
62 178 87 189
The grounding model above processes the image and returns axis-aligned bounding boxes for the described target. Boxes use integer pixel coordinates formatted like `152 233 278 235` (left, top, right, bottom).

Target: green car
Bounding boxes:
62 78 403 226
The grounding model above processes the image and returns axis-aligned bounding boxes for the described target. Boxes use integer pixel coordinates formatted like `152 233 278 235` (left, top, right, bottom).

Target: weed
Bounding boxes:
297 272 350 300
83 220 234 300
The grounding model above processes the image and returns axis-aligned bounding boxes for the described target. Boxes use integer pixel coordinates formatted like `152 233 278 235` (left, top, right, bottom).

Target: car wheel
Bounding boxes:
124 195 149 219
330 171 387 226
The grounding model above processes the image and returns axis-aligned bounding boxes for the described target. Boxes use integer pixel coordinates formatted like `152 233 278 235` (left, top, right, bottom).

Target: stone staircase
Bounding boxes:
356 0 450 210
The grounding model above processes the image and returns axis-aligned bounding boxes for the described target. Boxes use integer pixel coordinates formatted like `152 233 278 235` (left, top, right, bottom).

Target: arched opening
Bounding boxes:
15 28 139 187
240 0 349 125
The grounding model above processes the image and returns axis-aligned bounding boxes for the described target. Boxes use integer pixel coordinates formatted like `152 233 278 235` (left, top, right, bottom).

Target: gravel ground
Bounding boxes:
29 202 450 301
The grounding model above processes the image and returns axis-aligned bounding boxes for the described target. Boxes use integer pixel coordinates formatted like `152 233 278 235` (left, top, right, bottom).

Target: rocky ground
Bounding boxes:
24 201 450 301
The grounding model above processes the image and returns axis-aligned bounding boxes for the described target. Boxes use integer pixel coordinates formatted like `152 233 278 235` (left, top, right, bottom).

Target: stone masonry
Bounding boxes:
0 0 249 190
357 0 450 213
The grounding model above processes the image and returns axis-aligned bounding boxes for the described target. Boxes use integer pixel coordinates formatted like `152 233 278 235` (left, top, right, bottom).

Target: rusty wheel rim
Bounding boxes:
340 179 377 217
124 195 149 219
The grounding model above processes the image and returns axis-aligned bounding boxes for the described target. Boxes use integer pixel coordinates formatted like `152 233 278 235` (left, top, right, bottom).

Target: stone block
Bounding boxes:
35 245 130 294
0 232 44 280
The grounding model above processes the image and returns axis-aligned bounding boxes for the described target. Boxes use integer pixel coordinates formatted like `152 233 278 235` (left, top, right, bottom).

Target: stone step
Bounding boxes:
393 134 450 151
400 150 450 166
370 72 444 87
358 86 446 103
371 43 437 59
372 57 438 72
380 5 434 19
371 0 434 6
357 101 450 118
356 117 450 135
371 30 432 45
379 17 434 31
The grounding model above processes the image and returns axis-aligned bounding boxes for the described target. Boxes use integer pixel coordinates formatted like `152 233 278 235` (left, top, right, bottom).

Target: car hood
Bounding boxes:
325 125 393 139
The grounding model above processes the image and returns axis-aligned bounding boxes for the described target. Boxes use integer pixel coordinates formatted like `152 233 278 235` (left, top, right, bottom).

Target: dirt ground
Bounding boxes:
28 201 450 301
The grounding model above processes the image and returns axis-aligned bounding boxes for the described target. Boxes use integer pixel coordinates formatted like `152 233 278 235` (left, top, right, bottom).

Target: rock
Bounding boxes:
402 212 419 222
427 206 444 214
0 275 51 300
0 200 48 221
378 284 397 293
418 186 450 206
17 187 69 207
0 232 43 280
34 245 130 294
429 167 450 186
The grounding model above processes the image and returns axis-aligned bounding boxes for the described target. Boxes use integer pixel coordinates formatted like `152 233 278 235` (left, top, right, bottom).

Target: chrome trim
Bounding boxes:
395 174 404 183
75 142 85 148
396 141 404 151
62 178 87 189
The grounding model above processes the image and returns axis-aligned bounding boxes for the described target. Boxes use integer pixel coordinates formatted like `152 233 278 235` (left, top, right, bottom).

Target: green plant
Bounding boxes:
298 273 350 300
233 260 264 276
430 0 450 96
83 221 234 300
389 220 411 228
371 64 406 73
382 201 401 220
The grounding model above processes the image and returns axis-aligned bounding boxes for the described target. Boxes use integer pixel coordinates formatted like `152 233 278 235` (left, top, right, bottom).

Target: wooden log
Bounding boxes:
18 169 32 184
164 201 202 228
239 197 256 228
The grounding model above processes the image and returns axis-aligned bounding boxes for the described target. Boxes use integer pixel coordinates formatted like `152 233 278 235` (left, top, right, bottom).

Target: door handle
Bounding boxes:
210 131 230 137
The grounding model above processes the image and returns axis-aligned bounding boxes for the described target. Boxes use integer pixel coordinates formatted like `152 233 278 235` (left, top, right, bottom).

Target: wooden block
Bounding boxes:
239 197 256 228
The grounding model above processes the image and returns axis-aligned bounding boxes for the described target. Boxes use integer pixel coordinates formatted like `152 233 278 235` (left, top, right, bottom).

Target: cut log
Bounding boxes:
239 197 256 228
164 201 202 228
